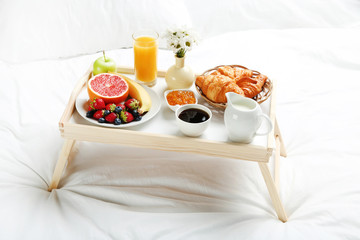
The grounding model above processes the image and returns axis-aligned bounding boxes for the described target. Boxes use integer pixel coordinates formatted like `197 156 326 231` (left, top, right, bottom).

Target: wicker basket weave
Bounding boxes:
195 64 273 109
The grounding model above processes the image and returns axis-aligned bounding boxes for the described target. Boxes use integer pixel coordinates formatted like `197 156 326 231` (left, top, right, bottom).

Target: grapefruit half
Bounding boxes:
87 73 129 104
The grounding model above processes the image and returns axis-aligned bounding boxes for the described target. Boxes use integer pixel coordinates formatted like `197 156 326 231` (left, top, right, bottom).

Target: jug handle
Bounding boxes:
255 114 273 136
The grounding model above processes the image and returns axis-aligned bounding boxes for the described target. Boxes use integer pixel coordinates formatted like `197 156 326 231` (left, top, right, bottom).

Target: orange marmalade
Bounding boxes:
166 90 196 106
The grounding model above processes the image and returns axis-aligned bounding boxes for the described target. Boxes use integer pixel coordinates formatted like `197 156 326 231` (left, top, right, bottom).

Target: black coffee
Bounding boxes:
178 108 210 123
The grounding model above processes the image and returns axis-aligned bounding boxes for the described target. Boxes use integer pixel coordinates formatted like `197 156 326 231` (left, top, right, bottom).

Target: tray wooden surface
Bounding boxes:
58 65 278 163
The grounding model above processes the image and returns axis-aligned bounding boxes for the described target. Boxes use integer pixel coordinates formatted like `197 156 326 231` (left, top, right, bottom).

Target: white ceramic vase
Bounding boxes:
165 56 195 89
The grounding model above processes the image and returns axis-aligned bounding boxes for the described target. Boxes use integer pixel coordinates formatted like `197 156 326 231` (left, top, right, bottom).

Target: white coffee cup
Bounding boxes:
175 104 212 137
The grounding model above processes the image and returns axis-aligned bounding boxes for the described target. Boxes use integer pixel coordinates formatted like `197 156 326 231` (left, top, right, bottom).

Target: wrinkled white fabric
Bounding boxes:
0 0 192 63
1 0 360 63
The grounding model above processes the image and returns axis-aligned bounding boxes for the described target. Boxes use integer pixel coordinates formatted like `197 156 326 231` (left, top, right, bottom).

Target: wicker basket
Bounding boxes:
195 65 273 109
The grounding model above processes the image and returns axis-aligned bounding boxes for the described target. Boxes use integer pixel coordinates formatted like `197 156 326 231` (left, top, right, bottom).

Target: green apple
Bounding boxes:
93 51 117 75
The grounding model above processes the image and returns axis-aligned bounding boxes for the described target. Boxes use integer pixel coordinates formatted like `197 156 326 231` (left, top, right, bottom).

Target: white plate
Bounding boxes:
75 86 161 128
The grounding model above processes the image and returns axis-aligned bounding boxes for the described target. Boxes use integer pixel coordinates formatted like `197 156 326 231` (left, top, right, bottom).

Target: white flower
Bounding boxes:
163 26 199 58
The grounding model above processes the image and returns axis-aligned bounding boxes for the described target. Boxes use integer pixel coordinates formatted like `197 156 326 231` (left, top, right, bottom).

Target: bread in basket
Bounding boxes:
195 65 272 108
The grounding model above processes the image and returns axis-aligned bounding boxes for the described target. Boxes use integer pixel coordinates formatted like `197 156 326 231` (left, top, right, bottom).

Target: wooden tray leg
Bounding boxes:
274 136 281 190
275 118 287 157
48 139 76 191
258 162 288 222
274 117 287 190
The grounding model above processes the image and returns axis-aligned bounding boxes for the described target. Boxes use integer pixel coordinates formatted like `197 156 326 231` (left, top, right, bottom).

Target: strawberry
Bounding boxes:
93 110 104 120
90 98 106 110
105 112 117 123
116 103 126 111
125 98 140 110
120 111 134 123
106 103 116 112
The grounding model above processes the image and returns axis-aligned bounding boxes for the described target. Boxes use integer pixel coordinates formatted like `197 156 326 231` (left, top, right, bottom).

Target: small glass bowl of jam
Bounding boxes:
164 89 198 111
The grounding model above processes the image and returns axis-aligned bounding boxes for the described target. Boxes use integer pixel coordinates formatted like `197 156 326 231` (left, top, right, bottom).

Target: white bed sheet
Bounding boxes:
2 0 360 63
1 27 360 239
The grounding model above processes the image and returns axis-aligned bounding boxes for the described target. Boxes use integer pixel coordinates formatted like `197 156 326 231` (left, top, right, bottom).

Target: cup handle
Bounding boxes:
255 114 273 136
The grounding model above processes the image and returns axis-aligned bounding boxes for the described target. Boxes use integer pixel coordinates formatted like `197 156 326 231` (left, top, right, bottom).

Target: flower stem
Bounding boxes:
176 48 186 58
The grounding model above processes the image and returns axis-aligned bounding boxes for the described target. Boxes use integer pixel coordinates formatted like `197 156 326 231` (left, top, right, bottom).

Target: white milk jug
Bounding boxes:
224 92 273 143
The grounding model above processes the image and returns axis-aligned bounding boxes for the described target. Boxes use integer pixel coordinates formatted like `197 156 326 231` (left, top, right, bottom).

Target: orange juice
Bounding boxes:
133 32 158 87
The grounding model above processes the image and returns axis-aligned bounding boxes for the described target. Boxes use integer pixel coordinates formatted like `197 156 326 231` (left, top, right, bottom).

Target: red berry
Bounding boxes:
105 112 117 123
116 103 126 111
93 98 106 110
125 98 140 110
93 110 104 120
120 111 134 123
106 103 116 112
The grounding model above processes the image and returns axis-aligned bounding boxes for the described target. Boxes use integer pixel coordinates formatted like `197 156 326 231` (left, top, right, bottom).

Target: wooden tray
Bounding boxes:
51 65 289 222
59 65 278 163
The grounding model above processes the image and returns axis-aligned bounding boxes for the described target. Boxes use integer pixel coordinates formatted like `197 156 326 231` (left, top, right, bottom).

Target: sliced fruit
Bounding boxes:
87 73 129 104
113 73 152 114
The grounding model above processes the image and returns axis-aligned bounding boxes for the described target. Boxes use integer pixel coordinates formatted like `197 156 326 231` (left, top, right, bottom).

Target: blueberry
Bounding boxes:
86 110 96 118
104 110 111 116
114 106 122 113
134 115 142 121
98 117 106 123
130 109 140 118
114 118 122 125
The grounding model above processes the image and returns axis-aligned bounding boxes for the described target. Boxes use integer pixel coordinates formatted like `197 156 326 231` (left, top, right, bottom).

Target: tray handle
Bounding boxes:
59 65 92 128
117 65 167 78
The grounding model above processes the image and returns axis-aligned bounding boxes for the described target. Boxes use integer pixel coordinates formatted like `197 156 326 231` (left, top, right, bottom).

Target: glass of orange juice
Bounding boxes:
132 30 159 87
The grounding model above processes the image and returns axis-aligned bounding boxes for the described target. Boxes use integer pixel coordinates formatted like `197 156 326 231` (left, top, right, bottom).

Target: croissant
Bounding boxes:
196 74 244 103
216 66 236 78
196 66 268 103
212 66 253 80
234 68 253 80
236 74 267 98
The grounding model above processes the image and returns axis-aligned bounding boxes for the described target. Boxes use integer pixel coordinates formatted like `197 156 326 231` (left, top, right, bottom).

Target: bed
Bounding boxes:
1 0 360 239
